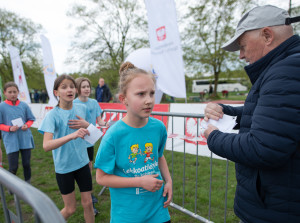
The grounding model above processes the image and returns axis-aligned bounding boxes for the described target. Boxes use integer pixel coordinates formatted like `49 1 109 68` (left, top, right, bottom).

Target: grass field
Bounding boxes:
0 127 239 223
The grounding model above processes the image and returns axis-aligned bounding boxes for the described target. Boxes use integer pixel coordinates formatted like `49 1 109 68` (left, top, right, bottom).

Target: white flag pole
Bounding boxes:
145 0 186 99
8 46 31 103
40 34 58 106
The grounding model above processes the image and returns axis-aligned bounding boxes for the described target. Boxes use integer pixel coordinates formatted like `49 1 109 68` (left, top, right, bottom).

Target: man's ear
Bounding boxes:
261 27 274 45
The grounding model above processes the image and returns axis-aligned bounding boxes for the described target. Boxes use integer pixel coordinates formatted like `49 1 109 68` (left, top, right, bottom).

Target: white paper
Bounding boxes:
84 124 103 145
11 118 24 127
201 115 236 133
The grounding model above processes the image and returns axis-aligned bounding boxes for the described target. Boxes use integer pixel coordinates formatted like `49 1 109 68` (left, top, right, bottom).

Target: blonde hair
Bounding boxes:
75 77 91 95
118 61 156 95
130 144 139 151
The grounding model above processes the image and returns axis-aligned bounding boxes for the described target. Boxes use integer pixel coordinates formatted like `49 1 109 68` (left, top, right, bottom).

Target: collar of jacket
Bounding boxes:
244 35 300 85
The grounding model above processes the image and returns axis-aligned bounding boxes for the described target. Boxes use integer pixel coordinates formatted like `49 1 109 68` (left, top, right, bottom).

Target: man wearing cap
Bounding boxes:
203 5 300 223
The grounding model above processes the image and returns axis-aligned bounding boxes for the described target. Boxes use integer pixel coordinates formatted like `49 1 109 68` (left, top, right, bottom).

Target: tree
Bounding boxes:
182 0 254 96
0 8 44 88
67 0 148 80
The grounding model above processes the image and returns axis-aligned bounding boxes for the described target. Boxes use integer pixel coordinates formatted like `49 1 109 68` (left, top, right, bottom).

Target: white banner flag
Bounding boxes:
8 46 31 103
40 34 58 106
145 0 186 98
125 48 163 104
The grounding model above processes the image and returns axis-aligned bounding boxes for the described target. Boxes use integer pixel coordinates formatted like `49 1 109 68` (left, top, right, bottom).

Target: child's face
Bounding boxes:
54 79 76 103
123 75 155 119
4 86 19 102
80 81 91 97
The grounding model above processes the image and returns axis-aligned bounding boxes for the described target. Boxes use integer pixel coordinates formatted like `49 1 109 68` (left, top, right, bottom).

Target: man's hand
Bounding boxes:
204 124 218 139
204 102 224 121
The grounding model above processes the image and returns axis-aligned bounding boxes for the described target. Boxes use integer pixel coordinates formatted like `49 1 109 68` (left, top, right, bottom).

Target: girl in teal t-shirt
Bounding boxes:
95 62 172 223
38 75 94 223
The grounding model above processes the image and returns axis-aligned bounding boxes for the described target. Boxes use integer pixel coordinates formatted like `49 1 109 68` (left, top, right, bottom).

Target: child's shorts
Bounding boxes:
55 164 92 195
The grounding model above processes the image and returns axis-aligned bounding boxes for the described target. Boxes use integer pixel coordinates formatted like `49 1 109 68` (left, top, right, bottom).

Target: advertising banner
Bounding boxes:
8 45 31 103
145 0 186 98
40 35 58 106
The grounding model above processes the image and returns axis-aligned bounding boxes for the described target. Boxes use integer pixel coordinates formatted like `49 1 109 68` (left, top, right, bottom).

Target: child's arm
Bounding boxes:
159 155 173 208
96 168 163 192
96 116 109 127
42 128 89 152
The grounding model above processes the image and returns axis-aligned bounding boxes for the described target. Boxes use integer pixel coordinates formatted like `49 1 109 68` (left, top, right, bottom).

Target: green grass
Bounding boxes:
0 128 238 223
162 91 247 103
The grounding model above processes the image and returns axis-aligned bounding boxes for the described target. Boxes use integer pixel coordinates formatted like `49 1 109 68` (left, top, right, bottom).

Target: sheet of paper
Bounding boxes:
201 114 236 133
84 124 104 145
11 118 24 127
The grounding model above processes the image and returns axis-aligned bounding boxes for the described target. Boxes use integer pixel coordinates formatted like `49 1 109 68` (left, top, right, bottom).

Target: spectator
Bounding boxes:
208 84 213 96
0 82 35 183
34 89 39 103
95 78 112 102
40 89 48 103
203 5 300 223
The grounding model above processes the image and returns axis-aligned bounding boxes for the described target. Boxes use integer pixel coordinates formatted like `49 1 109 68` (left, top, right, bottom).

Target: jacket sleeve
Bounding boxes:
207 68 300 170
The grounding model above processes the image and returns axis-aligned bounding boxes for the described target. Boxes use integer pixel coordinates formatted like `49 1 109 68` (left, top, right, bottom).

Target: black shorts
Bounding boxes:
87 146 94 161
56 164 92 195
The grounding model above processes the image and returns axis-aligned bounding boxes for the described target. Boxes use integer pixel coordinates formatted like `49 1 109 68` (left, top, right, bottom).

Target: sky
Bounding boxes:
0 0 298 74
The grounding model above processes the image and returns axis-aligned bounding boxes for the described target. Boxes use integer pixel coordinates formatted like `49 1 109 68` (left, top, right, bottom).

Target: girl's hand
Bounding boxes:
71 128 90 139
140 174 163 192
163 181 173 208
68 115 89 129
9 126 19 132
21 124 28 131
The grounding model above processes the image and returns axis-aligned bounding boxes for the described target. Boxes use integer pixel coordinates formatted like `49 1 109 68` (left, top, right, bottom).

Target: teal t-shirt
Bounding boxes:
94 117 170 223
74 98 102 147
0 101 35 154
38 104 90 174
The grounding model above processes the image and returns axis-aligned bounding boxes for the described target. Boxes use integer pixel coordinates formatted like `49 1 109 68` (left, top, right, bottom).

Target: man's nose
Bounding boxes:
239 50 245 60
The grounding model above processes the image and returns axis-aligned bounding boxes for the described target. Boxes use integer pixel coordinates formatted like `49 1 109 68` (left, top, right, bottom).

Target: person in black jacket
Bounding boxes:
95 78 112 103
203 5 300 223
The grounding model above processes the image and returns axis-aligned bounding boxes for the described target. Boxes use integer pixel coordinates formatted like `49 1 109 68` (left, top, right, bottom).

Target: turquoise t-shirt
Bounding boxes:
38 104 90 174
74 98 101 147
94 117 170 223
0 101 35 154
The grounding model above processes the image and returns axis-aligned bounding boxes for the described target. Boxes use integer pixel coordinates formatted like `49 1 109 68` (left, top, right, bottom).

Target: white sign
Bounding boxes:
11 117 24 127
84 124 103 145
40 35 58 106
8 46 31 103
145 0 186 98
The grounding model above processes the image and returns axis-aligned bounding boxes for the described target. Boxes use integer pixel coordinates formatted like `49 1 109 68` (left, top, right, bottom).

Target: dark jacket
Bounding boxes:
95 84 112 103
208 35 300 223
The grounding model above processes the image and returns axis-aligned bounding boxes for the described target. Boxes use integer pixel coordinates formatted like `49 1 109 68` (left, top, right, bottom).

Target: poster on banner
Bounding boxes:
125 48 163 104
8 46 31 103
145 0 186 98
40 35 58 106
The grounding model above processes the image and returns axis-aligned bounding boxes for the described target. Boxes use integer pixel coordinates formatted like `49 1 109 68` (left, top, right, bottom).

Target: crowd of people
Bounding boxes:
0 4 299 223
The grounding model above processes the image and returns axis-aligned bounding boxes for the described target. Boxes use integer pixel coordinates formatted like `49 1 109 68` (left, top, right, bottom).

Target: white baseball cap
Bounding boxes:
222 5 290 52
